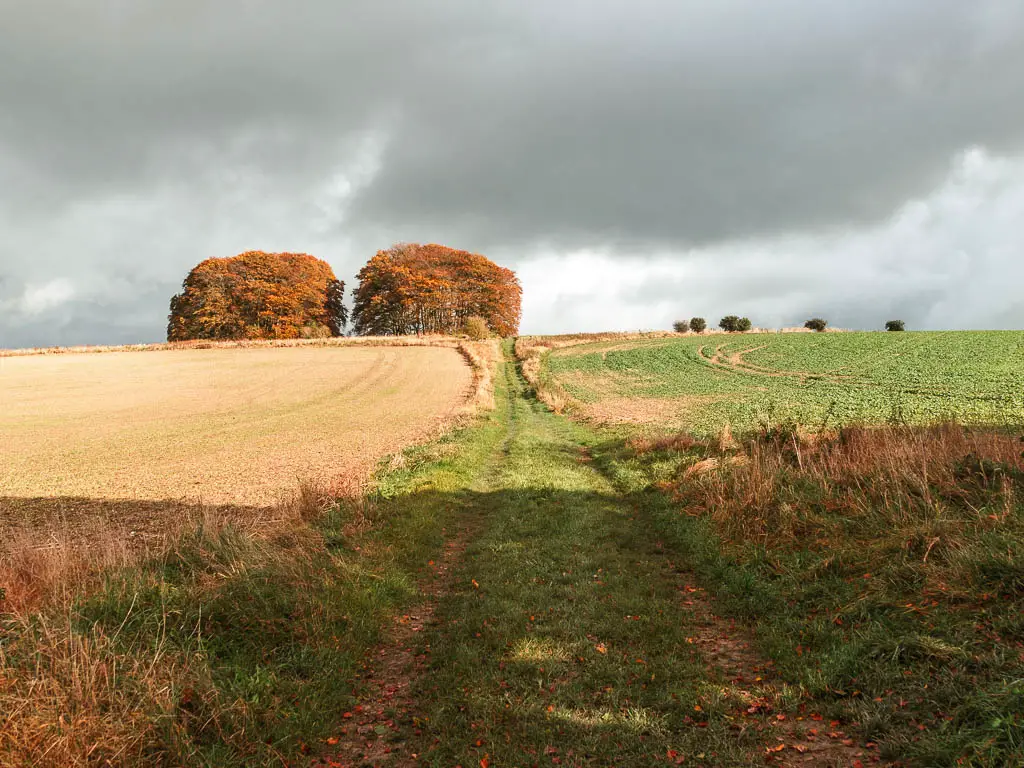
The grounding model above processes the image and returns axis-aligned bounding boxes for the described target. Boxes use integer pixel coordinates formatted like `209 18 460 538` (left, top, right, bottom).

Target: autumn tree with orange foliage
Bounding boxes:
167 251 347 341
351 244 522 337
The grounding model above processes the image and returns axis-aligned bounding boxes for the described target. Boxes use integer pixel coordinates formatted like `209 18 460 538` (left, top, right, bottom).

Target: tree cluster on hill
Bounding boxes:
351 243 521 337
805 318 828 332
167 252 346 341
719 315 752 332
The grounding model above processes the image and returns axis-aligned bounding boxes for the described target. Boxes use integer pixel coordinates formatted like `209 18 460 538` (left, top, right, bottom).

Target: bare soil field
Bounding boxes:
1 345 471 511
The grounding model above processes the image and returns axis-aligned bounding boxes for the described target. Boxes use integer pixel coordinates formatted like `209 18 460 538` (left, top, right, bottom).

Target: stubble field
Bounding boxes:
1 344 471 517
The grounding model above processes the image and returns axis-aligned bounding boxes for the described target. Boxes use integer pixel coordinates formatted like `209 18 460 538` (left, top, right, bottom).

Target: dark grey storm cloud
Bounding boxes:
1 0 1024 346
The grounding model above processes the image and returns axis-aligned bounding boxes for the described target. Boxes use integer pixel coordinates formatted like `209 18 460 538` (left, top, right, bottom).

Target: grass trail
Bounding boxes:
402 349 768 766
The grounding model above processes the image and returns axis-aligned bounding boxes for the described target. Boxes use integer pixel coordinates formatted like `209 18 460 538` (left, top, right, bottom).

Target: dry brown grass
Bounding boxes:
0 333 474 358
513 337 576 414
0 472 363 765
0 611 182 765
674 423 1023 556
626 432 699 455
456 339 501 414
0 475 359 617
583 394 724 428
0 534 314 767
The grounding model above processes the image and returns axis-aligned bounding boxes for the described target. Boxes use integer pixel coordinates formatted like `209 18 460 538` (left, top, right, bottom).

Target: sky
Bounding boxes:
2 1 1023 348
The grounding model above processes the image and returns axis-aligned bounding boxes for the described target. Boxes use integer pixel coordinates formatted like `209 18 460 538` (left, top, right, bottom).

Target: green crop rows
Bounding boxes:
546 331 1024 435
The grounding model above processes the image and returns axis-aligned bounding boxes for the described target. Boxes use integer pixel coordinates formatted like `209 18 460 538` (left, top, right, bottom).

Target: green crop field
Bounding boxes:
545 330 1024 435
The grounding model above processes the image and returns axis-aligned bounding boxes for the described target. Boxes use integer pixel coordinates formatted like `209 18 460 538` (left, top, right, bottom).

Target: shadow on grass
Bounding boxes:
2 468 1021 765
0 495 275 546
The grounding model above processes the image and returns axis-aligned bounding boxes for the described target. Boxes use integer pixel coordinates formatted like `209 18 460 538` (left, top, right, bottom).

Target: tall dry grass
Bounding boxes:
457 339 501 414
513 338 576 414
0 611 187 765
674 423 1023 567
0 474 368 766
0 516 328 766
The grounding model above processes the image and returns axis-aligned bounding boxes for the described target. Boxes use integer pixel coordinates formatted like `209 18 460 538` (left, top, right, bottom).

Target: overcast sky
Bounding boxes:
2 1 1023 347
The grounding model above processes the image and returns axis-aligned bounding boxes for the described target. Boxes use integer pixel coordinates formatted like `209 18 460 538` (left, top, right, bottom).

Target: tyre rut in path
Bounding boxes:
312 360 520 767
312 527 474 768
659 552 877 767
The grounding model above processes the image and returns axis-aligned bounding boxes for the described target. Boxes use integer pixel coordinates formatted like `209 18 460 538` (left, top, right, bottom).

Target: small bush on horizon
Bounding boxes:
886 319 906 332
463 315 491 340
690 317 707 333
672 320 690 333
737 317 752 332
804 318 828 332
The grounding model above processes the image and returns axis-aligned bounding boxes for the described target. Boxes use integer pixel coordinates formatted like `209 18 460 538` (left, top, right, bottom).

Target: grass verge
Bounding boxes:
589 422 1024 766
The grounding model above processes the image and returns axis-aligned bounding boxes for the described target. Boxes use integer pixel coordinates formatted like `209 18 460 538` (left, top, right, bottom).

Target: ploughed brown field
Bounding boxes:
1 345 471 513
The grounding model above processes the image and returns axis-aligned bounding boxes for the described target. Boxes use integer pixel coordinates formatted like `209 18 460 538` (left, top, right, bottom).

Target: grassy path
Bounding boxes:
316 347 875 767
398 352 765 766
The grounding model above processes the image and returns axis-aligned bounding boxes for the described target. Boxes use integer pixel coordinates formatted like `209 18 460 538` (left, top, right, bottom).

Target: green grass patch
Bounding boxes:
547 331 1024 435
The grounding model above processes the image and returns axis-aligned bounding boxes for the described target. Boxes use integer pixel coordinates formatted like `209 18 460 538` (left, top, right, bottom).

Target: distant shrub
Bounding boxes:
805 318 828 332
462 315 491 340
673 320 690 333
690 317 707 333
719 315 741 332
737 317 752 332
886 320 906 332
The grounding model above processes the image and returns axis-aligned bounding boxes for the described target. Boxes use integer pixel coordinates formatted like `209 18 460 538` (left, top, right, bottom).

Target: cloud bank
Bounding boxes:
1 1 1023 346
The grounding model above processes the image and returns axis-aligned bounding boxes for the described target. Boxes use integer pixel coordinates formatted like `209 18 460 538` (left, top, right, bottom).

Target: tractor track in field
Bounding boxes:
312 527 476 768
700 343 856 384
313 360 520 768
